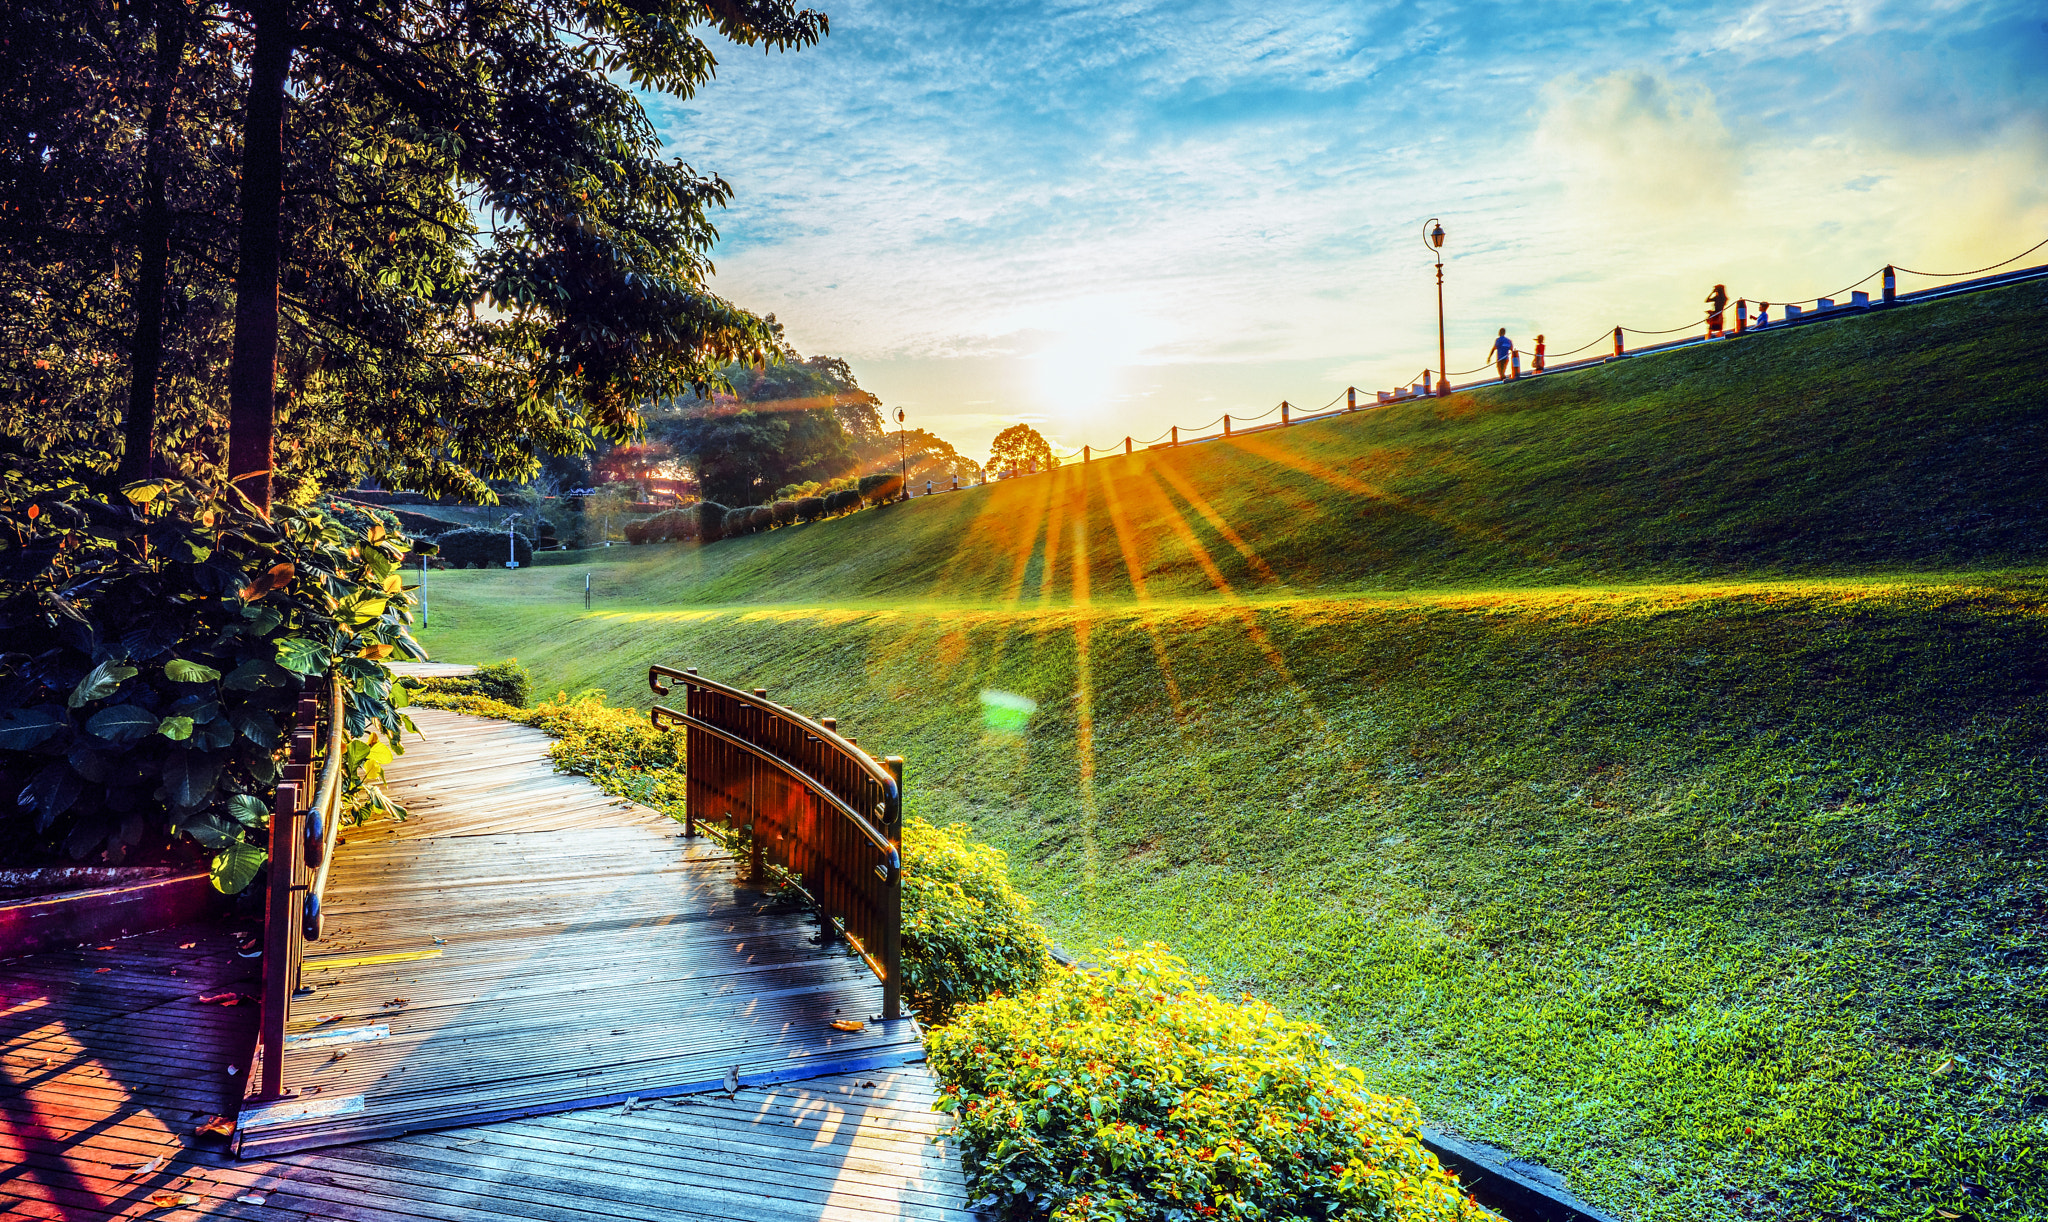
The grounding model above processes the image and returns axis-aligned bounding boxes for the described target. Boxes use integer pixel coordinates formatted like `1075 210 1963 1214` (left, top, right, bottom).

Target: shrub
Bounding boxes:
723 506 753 537
771 499 797 527
406 659 533 708
928 943 1498 1222
828 488 861 515
797 495 826 522
694 500 730 543
434 526 533 568
748 505 774 532
900 818 1051 1024
0 475 419 887
622 517 651 545
858 472 902 504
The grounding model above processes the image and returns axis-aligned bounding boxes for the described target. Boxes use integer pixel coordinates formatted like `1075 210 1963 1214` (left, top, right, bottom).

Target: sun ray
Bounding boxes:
1149 460 1285 589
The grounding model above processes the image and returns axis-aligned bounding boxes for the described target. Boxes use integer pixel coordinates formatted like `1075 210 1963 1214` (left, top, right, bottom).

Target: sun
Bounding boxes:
1023 298 1159 425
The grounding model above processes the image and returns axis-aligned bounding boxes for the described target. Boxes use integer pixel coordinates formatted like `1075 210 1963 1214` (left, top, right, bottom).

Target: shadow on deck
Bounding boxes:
0 707 966 1221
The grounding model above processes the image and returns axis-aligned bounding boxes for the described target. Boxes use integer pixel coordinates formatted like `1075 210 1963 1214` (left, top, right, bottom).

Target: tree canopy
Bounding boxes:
0 0 828 509
987 423 1057 479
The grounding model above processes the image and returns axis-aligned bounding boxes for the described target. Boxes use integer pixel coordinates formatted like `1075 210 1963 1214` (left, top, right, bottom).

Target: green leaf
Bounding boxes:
275 637 332 675
68 661 137 708
229 706 281 746
210 841 266 895
85 704 160 743
164 658 223 683
228 794 270 827
182 812 240 852
159 751 219 810
222 658 283 691
156 715 195 741
0 705 68 750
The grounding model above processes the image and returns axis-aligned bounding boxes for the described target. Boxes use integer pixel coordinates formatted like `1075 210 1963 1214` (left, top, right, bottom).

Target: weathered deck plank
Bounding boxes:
239 707 927 1155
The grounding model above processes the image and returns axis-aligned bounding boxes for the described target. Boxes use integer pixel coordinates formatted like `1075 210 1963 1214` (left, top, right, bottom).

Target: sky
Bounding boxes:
646 0 2048 462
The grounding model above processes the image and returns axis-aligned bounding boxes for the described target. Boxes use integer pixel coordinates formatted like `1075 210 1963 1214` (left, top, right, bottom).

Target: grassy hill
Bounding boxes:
411 281 2048 1222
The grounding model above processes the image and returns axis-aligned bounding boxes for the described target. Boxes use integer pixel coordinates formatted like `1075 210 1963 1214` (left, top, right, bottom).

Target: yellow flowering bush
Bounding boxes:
901 818 1052 1024
928 942 1498 1222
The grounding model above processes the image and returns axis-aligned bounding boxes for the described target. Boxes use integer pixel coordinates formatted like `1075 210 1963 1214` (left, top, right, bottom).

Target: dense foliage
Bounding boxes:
0 469 419 889
405 659 532 708
859 472 903 504
929 944 1494 1222
900 818 1052 1024
433 526 532 569
988 424 1058 478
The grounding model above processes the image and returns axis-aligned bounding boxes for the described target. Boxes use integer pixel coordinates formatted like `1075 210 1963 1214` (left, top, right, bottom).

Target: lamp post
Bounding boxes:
894 407 907 500
1424 219 1447 396
505 513 521 569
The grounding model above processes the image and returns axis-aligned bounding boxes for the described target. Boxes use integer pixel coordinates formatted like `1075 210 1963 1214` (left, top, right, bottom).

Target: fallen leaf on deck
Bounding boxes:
95 945 114 951
381 997 409 1007
194 1116 235 1138
196 992 243 1005
178 943 196 950
144 1190 198 1209
236 1195 267 1205
94 967 111 973
328 1049 347 1062
315 1013 343 1024
125 1155 166 1177
829 1020 864 1032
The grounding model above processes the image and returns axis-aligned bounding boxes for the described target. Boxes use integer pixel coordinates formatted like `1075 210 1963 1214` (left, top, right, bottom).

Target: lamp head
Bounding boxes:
1430 222 1445 249
894 408 905 424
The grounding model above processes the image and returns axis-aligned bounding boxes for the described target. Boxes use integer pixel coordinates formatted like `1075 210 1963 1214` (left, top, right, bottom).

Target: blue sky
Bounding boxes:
647 0 2048 460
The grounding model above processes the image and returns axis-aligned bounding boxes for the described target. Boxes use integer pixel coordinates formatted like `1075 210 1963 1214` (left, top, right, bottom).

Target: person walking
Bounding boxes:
1489 328 1513 379
1532 334 1546 373
1705 283 1729 337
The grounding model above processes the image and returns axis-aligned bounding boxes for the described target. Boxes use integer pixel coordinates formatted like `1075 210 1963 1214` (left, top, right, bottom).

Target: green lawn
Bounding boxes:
409 284 2048 1222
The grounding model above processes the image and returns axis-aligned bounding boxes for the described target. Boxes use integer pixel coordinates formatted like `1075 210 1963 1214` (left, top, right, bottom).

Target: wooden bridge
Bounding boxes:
0 668 972 1220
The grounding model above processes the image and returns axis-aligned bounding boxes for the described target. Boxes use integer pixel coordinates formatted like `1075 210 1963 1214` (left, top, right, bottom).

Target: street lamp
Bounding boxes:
1423 219 1447 396
894 408 907 500
505 513 521 568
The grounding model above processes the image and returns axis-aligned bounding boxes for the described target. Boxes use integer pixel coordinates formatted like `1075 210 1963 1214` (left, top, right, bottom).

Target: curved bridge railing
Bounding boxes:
649 665 903 1021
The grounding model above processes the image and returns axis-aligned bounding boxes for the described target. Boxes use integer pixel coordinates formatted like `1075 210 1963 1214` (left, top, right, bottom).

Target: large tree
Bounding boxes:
2 0 826 508
653 352 882 505
987 423 1057 479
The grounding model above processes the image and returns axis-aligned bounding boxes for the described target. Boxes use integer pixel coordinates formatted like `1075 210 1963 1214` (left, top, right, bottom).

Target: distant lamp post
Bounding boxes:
894 408 908 500
1424 219 1447 396
505 513 521 568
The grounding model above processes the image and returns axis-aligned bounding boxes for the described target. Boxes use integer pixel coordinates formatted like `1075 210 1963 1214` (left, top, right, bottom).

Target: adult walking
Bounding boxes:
1489 328 1513 380
1705 283 1729 337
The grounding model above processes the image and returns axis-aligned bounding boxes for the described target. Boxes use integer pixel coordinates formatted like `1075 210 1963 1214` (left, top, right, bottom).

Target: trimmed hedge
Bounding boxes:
797 495 826 522
748 505 773 532
694 500 730 543
858 472 902 504
434 526 533 568
827 488 860 515
404 659 533 708
723 506 754 537
928 943 1499 1222
771 500 797 527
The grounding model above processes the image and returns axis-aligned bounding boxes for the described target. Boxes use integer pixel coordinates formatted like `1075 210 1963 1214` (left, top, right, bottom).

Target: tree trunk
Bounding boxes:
120 0 187 486
224 0 292 512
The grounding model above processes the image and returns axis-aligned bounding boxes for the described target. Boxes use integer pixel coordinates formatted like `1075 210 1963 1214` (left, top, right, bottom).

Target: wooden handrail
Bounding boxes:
651 665 905 1021
303 675 346 941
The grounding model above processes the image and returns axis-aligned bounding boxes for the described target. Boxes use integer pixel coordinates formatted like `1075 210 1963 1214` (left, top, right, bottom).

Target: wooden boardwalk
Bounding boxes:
1 707 969 1221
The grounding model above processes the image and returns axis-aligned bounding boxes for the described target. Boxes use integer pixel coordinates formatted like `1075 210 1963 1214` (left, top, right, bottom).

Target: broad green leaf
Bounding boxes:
222 658 282 691
210 841 266 894
159 751 219 810
229 706 280 746
120 480 166 505
228 794 270 827
85 704 160 743
68 661 136 708
156 716 195 741
0 705 67 750
182 813 240 852
164 658 222 683
275 637 332 675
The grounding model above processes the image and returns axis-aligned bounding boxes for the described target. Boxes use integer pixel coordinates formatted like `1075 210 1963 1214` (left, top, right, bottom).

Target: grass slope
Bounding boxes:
412 283 2048 1222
